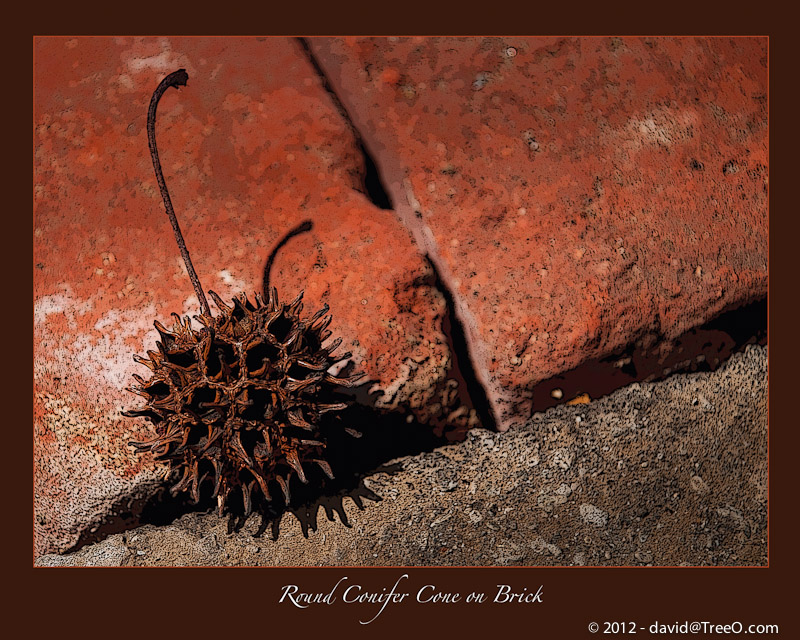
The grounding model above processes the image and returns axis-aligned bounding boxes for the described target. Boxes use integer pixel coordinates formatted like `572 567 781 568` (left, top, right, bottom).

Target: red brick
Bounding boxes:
311 36 768 431
34 37 452 555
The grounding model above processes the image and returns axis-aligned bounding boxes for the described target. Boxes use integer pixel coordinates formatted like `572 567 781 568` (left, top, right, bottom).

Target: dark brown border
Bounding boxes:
21 10 792 639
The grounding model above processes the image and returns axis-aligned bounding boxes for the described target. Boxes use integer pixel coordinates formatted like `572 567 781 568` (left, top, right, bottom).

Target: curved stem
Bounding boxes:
147 69 211 318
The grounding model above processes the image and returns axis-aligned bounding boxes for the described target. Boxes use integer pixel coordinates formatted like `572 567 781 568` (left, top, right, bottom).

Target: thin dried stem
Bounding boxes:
147 69 211 318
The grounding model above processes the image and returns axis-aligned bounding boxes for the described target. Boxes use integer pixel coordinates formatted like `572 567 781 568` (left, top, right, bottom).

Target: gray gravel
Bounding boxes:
37 345 767 567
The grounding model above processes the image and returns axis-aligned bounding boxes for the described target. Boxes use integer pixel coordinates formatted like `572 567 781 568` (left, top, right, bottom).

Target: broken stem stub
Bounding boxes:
262 219 313 299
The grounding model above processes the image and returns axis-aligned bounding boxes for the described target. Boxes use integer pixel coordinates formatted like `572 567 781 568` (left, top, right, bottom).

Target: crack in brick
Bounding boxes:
298 37 497 431
297 38 393 211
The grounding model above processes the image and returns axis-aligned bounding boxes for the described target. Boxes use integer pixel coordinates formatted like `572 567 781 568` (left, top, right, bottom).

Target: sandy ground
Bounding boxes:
36 344 767 567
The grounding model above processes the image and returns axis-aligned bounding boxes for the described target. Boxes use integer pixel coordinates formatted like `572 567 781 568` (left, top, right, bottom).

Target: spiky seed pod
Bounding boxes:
126 287 362 515
124 68 362 516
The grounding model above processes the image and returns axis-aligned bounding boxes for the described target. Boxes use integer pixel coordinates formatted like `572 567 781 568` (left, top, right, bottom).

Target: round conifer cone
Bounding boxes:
125 287 362 515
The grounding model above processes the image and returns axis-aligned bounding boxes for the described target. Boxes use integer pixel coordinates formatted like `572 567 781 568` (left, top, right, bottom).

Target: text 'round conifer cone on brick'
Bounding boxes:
126 287 362 515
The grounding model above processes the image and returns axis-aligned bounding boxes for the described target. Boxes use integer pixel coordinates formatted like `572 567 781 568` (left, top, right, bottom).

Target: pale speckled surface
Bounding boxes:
37 346 767 567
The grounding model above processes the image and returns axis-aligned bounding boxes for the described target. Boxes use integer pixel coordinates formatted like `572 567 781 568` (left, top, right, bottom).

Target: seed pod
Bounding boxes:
124 69 361 514
126 289 361 514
